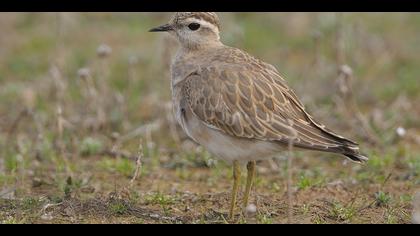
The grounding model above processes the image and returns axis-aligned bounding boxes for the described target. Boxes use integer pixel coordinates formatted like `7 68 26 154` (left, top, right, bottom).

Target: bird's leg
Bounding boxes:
229 160 241 220
243 161 256 208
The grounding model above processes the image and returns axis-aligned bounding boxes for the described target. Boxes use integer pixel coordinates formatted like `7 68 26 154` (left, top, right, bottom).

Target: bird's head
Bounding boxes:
149 12 222 50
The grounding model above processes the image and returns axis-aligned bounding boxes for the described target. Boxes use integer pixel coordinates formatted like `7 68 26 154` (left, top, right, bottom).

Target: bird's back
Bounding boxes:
173 46 368 163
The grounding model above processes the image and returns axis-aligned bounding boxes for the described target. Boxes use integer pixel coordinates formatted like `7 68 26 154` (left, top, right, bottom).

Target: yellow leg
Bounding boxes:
243 161 256 208
229 160 241 220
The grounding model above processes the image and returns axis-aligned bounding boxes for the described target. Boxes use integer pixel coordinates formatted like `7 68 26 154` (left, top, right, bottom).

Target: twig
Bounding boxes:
381 173 392 187
286 119 297 224
129 140 144 187
287 138 294 224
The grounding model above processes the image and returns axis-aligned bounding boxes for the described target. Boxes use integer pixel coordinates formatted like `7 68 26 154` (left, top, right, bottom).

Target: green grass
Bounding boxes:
109 201 129 215
22 197 41 211
375 191 392 207
296 169 326 190
297 174 314 190
329 202 356 222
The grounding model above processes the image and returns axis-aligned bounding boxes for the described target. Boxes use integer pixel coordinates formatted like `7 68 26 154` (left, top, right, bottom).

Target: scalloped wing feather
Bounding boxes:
180 47 367 162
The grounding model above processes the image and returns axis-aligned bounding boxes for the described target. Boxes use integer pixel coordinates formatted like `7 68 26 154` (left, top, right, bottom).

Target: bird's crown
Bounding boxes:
171 12 220 30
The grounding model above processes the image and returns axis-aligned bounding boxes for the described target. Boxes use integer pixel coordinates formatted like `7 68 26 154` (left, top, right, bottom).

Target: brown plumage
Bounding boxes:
150 12 367 219
175 45 367 163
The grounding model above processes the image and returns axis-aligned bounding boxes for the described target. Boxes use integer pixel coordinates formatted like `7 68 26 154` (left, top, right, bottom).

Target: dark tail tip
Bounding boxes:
344 153 369 164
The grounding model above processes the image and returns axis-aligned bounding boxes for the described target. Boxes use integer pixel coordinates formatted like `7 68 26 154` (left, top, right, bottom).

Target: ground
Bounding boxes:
0 13 419 224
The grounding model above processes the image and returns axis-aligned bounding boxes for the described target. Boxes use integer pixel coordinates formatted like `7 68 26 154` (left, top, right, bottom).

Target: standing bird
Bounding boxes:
149 12 367 220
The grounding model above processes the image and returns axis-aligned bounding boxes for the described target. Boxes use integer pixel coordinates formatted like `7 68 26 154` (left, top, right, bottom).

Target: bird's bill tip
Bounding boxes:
148 24 174 32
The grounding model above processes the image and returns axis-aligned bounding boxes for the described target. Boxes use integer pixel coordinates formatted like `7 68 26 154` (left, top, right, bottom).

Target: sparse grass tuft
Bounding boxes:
375 191 392 207
297 174 314 190
109 201 129 215
22 197 40 210
329 202 356 222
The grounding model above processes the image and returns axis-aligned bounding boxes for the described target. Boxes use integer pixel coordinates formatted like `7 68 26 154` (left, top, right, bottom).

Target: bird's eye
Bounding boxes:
188 23 201 31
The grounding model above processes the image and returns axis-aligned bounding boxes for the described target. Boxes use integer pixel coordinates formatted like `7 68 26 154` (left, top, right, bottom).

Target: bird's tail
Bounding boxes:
341 145 368 163
343 152 369 163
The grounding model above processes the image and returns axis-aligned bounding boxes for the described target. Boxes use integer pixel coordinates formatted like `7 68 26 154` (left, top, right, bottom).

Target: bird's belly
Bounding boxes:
179 108 281 164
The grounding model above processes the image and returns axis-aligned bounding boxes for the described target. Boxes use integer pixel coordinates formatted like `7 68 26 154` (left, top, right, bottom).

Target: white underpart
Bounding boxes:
179 106 281 164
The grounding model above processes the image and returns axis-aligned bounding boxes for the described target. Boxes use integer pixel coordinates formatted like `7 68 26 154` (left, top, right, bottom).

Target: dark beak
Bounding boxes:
149 24 174 32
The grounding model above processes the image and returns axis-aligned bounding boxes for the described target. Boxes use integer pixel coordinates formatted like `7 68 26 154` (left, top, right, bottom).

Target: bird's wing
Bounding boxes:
181 54 366 161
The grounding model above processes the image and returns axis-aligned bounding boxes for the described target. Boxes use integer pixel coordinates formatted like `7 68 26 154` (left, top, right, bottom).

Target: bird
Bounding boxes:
149 12 368 220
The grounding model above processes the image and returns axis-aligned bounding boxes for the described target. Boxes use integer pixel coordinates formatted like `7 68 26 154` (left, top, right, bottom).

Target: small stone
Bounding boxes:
245 204 257 216
41 213 54 221
150 214 160 219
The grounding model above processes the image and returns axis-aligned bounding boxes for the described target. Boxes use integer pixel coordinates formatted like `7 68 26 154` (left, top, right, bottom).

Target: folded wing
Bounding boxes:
181 51 367 163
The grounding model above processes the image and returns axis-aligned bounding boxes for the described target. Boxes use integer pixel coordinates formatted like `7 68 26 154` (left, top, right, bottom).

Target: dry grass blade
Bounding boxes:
287 139 295 224
287 120 298 224
130 140 144 187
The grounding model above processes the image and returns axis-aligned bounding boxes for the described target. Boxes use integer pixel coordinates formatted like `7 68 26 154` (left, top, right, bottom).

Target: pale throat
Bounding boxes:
179 36 224 52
